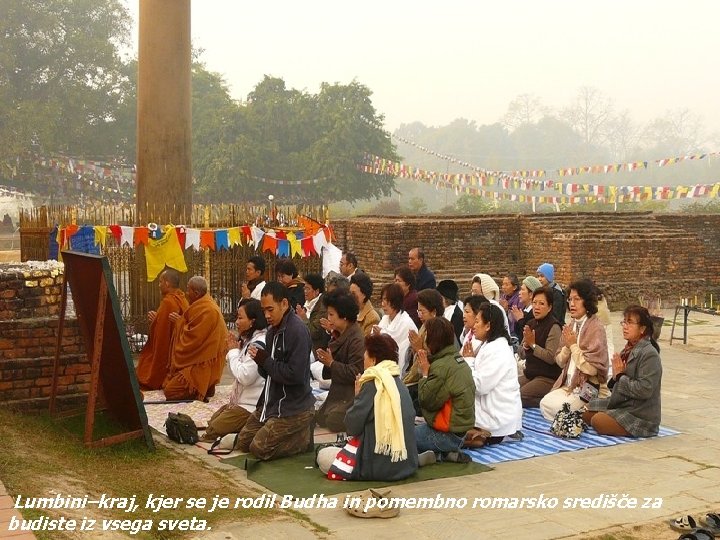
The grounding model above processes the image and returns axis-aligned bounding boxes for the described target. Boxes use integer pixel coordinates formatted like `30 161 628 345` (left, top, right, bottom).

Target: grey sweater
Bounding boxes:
588 338 662 437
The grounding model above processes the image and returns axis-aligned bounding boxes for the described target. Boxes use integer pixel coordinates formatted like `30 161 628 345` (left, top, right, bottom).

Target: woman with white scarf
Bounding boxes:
316 333 420 480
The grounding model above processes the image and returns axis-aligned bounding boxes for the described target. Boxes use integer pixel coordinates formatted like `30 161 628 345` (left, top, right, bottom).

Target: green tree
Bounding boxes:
0 0 131 160
193 76 399 204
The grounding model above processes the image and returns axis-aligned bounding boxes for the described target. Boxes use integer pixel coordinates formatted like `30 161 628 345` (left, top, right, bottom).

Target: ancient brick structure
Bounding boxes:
0 263 88 410
332 212 720 308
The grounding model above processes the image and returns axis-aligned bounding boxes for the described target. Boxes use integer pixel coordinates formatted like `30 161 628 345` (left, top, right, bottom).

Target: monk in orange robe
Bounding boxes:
163 276 228 401
135 269 189 390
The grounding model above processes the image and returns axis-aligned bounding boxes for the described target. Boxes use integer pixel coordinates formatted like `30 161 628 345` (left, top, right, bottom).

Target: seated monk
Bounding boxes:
163 276 228 401
135 269 189 390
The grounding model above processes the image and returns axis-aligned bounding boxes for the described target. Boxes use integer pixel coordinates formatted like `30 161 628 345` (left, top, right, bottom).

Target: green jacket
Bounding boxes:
418 344 475 434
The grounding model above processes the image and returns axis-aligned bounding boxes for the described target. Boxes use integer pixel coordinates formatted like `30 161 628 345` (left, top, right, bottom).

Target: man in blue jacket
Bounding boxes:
237 281 315 460
409 247 436 291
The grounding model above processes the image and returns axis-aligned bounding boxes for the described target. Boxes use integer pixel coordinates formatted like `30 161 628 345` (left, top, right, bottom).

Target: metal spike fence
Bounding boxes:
19 204 325 337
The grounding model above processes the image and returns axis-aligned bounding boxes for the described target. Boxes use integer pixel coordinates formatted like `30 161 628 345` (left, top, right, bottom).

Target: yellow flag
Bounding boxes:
228 226 242 247
288 231 302 258
94 226 108 248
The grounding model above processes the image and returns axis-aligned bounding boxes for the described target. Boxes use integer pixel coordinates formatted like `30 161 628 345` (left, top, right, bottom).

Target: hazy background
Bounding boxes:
125 0 720 133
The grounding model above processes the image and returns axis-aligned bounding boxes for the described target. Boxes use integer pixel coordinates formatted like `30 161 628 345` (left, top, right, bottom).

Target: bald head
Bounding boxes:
187 276 208 303
162 268 181 288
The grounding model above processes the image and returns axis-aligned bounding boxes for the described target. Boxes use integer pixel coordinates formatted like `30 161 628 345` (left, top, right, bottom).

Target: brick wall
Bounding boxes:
333 214 522 297
0 265 64 320
333 212 718 308
0 264 89 410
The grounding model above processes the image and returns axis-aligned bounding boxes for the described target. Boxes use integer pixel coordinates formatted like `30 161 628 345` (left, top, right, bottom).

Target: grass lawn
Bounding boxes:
0 406 283 539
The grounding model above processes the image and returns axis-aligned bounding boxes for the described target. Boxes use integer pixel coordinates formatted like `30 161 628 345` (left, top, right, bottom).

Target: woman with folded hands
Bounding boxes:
202 299 267 441
582 305 662 437
518 286 563 408
315 333 419 481
539 278 609 421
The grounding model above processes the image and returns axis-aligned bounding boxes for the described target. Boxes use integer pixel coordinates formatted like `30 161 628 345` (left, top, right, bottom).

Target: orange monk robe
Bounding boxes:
163 294 228 401
135 289 189 391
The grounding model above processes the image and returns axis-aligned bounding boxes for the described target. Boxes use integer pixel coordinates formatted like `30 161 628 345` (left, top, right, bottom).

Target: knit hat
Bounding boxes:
436 279 459 302
474 273 499 300
523 276 542 292
537 263 555 283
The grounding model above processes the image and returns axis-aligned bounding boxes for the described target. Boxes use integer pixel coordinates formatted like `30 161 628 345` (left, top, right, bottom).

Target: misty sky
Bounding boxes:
124 1 720 137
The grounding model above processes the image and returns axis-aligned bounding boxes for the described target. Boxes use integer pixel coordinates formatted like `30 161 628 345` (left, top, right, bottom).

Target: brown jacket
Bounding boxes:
319 322 365 418
357 300 380 337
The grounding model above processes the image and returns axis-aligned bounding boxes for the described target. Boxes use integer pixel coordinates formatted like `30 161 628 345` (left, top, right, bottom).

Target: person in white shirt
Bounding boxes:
373 283 417 376
464 302 523 446
459 295 486 358
203 298 267 441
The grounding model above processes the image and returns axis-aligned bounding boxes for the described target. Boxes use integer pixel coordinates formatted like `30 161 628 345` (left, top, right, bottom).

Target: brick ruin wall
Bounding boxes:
333 212 720 309
0 264 89 410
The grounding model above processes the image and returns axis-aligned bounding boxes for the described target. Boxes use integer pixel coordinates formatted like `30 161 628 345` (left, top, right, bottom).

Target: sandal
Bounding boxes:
671 515 698 532
702 514 720 534
344 488 399 519
677 528 716 540
462 428 491 449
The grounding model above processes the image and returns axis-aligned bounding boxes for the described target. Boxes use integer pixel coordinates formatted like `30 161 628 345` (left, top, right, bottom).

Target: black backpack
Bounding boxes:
164 412 199 444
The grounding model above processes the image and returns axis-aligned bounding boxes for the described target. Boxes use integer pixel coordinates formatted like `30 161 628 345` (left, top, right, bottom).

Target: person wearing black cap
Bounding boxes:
437 279 464 342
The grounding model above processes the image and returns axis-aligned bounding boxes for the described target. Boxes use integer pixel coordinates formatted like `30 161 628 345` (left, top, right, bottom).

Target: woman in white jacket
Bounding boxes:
374 283 417 375
203 298 268 441
463 302 523 448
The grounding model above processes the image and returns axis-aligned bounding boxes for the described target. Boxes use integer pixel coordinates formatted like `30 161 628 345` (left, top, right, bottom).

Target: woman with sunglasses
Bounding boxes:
582 305 662 437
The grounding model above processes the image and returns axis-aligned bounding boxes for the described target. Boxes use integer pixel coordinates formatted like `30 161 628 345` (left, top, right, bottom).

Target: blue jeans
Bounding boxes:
415 423 463 454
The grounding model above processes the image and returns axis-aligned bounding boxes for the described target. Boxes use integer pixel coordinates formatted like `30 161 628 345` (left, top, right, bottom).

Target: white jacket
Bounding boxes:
227 328 267 412
466 336 523 437
378 310 417 375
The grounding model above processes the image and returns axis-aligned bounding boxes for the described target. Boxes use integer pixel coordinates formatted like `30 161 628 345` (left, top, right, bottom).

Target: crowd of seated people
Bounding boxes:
139 252 663 480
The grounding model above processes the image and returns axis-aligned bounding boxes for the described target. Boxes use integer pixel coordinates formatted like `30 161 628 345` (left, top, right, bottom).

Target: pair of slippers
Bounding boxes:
670 513 720 539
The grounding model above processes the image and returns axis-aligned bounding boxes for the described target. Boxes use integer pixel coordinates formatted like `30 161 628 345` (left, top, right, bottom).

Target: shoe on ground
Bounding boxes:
418 450 436 467
442 451 472 464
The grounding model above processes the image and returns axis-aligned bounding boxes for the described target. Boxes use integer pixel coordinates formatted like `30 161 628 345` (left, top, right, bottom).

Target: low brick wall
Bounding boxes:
333 212 719 309
0 262 88 410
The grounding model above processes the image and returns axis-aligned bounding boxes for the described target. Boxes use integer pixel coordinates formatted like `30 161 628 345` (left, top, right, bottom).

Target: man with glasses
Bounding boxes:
339 252 360 278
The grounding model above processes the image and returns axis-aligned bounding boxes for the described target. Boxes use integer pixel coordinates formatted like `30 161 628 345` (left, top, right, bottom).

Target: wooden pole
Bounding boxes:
136 0 192 224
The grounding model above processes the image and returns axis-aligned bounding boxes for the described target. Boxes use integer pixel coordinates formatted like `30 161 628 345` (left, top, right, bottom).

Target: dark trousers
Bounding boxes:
315 399 352 433
518 374 556 408
237 407 315 461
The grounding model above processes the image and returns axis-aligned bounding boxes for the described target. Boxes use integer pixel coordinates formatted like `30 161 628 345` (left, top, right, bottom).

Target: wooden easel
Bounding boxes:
49 251 154 450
